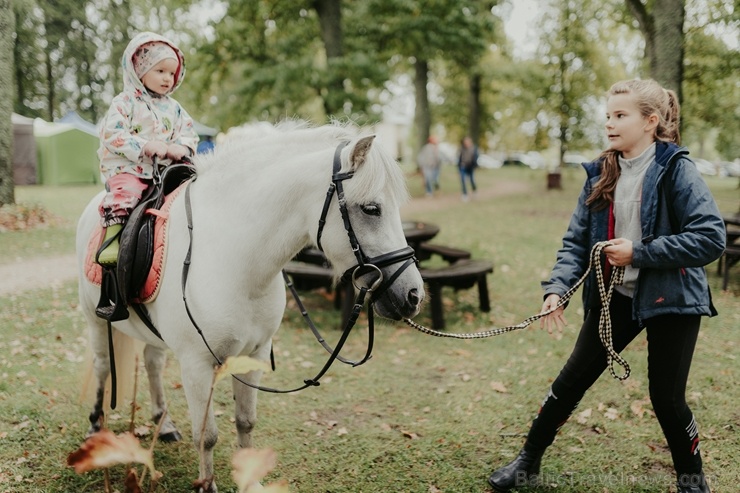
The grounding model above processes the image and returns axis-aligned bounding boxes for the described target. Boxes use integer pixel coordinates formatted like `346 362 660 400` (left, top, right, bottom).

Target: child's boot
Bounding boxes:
96 224 123 266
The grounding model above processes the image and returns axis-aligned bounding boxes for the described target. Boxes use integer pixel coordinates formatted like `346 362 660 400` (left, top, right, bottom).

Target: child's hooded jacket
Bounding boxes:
98 32 199 180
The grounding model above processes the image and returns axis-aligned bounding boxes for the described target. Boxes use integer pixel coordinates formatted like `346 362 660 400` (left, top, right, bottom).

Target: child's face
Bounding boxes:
141 58 179 96
605 93 658 159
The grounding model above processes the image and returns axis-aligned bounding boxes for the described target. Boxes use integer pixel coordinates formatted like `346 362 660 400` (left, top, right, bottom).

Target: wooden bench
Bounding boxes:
419 259 494 330
720 244 740 291
283 261 354 322
415 242 472 263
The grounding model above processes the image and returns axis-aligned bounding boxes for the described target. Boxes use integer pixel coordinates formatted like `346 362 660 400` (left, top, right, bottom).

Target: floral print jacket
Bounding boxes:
98 32 199 180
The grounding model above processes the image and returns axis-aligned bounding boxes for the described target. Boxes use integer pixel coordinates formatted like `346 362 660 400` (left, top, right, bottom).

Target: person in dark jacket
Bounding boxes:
458 136 478 201
487 79 725 493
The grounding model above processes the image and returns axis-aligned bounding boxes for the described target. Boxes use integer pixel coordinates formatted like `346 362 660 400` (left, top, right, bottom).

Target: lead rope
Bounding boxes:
404 241 631 380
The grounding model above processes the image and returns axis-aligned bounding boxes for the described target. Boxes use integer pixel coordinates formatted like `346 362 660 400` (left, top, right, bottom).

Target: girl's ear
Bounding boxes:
645 113 659 133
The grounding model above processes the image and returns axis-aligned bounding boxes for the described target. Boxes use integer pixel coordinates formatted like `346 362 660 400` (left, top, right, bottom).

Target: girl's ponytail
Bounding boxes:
659 89 681 145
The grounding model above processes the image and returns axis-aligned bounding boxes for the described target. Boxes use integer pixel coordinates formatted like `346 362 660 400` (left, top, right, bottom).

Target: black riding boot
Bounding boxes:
677 473 710 493
488 443 544 492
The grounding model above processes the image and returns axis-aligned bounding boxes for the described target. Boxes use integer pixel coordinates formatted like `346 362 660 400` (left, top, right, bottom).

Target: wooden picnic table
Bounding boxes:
286 219 494 330
402 220 440 251
720 213 740 290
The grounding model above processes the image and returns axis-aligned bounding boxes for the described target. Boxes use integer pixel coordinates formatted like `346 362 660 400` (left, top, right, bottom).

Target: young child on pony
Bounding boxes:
96 31 199 265
487 79 725 493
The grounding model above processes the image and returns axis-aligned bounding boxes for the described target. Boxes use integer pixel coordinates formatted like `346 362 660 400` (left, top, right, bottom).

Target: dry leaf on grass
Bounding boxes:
261 480 290 493
401 430 419 439
67 430 154 474
232 448 278 492
489 381 508 393
215 356 272 383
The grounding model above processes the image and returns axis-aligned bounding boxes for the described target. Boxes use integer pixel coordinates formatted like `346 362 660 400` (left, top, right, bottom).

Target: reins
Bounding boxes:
404 241 631 381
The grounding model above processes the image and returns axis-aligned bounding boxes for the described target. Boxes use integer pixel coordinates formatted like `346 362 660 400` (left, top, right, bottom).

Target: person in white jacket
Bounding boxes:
96 31 199 265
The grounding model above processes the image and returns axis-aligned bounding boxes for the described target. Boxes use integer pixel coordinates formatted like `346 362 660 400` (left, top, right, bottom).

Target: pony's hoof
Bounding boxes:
159 430 182 443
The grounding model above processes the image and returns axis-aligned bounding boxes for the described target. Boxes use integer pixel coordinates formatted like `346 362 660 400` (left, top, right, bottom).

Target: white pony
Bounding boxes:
75 122 425 491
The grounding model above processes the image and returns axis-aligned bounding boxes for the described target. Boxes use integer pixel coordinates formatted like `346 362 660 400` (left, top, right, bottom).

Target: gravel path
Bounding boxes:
0 254 79 296
0 178 529 296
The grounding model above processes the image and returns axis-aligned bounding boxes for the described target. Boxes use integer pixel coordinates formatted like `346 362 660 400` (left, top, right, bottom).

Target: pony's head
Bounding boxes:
316 132 424 321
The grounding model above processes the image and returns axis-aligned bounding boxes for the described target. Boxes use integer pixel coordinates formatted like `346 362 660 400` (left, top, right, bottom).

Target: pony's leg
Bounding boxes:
87 321 111 435
180 358 219 493
143 344 182 442
232 365 264 449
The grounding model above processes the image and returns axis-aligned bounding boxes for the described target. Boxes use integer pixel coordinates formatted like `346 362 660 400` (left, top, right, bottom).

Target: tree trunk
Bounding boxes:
45 49 54 121
414 59 431 156
652 0 684 100
0 0 15 206
313 0 344 118
625 0 684 102
467 72 481 145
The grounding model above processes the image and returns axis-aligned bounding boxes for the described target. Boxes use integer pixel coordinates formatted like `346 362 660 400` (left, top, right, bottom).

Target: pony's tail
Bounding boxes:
80 328 144 413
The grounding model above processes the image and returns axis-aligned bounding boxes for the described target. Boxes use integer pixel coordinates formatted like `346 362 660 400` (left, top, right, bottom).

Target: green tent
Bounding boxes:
34 118 100 185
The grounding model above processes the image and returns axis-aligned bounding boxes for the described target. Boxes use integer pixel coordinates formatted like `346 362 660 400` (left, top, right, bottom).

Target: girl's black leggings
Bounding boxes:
526 291 703 475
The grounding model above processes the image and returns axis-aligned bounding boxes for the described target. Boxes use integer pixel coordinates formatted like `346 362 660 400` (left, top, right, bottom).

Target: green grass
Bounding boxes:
0 168 738 492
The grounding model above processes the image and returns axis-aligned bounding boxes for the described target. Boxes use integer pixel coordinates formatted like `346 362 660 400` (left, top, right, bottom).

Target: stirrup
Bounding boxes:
95 267 129 322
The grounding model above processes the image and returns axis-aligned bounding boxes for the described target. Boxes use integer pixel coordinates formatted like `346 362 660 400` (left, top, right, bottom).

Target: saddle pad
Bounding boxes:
85 183 187 303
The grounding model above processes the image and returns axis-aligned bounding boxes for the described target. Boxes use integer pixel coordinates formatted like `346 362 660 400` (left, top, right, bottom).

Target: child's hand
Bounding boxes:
143 141 169 158
166 144 191 161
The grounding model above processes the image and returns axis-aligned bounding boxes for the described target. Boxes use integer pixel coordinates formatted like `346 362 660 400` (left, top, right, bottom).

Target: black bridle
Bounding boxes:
182 141 417 393
316 141 417 302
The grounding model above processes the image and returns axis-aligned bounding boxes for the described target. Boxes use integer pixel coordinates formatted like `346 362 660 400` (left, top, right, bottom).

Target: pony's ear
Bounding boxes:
349 135 376 169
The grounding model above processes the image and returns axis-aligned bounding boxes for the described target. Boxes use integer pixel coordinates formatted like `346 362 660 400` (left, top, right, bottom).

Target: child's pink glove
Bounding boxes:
166 144 191 161
143 141 169 158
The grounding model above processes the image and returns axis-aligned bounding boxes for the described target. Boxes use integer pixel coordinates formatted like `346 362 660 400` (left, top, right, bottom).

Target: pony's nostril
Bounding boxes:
408 288 421 306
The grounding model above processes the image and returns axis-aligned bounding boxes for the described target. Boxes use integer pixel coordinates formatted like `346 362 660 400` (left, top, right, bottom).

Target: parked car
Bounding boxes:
717 160 740 178
562 153 590 168
693 158 717 176
503 151 546 169
477 154 503 169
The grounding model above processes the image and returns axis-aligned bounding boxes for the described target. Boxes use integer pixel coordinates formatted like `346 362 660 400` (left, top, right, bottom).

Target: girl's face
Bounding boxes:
605 93 658 159
140 58 179 96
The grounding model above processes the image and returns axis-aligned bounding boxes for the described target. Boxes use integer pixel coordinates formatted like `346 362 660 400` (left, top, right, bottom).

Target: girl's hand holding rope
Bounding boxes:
603 238 633 267
540 294 567 335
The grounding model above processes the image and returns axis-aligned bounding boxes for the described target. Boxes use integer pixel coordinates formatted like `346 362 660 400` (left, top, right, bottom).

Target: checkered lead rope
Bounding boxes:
404 241 631 380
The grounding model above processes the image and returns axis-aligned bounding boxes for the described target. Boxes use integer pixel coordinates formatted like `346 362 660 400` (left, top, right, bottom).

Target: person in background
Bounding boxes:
457 136 478 201
487 79 725 493
417 136 442 197
96 32 199 265
197 135 216 154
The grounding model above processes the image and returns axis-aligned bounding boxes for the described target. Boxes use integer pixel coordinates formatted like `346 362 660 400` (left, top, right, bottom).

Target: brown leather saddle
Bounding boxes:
95 162 196 326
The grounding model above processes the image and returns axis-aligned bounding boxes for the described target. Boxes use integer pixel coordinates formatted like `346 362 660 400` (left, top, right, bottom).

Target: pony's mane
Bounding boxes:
193 120 409 205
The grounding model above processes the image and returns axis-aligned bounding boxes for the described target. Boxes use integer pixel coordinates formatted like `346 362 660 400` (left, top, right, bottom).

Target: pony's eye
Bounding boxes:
361 203 381 216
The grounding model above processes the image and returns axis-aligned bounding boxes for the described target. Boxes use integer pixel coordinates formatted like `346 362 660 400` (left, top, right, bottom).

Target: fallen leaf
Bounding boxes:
67 430 154 474
630 399 650 418
232 448 277 492
401 430 419 439
489 381 508 393
260 479 290 493
124 468 142 493
215 356 272 383
576 408 592 424
604 407 619 420
133 425 151 438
